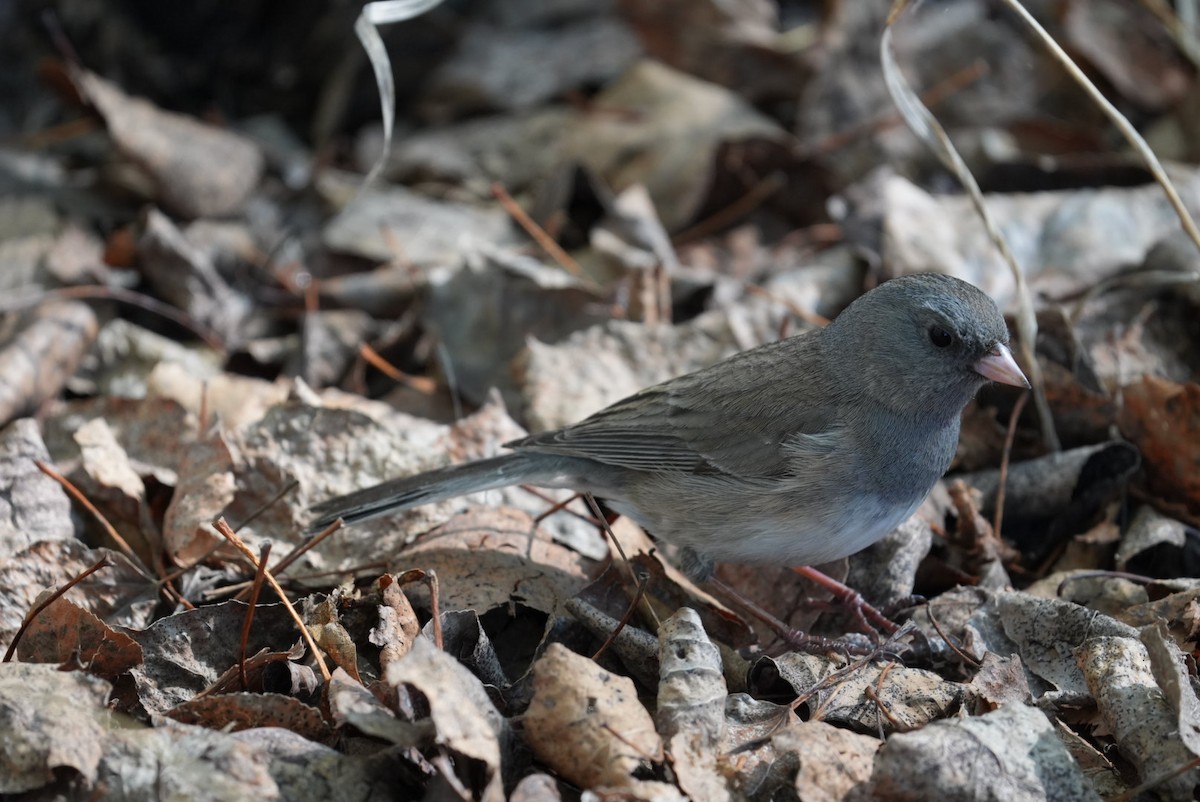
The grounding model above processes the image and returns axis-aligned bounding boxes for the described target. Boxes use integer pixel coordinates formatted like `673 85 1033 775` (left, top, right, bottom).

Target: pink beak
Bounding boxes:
974 343 1029 388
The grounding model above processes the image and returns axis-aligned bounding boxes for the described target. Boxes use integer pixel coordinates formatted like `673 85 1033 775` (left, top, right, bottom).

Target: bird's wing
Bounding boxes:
509 334 847 478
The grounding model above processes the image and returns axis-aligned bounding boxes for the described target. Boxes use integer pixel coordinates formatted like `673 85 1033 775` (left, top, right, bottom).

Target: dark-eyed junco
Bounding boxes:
310 273 1028 579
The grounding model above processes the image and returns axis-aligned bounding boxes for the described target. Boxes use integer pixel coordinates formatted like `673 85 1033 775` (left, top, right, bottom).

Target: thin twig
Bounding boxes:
240 543 272 690
3 555 110 662
34 460 150 579
491 182 595 285
993 390 1030 541
359 343 438 394
212 517 331 681
672 172 786 246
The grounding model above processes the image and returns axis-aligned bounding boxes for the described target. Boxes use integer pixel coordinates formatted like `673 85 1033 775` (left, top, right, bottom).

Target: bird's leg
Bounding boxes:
791 566 898 635
704 576 874 655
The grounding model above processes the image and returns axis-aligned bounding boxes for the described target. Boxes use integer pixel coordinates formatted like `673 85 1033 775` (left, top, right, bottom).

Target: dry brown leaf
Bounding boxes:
0 302 98 428
385 637 508 801
42 395 195 487
161 427 237 564
510 773 563 802
72 68 263 218
775 720 879 802
968 592 1137 698
767 652 962 733
0 418 74 559
657 608 731 800
326 668 427 747
1120 375 1200 519
1077 635 1200 798
0 540 154 657
617 0 808 102
1142 622 1200 759
167 692 332 742
374 577 421 672
146 362 289 434
0 662 111 793
565 60 799 230
16 593 143 681
395 506 594 618
125 601 302 715
966 652 1032 712
73 416 153 561
524 642 673 797
868 703 1101 801
306 593 361 683
1121 587 1200 650
136 209 251 342
717 694 801 798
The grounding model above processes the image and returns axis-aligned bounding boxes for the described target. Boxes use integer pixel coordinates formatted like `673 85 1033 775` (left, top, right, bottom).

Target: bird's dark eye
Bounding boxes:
928 326 953 348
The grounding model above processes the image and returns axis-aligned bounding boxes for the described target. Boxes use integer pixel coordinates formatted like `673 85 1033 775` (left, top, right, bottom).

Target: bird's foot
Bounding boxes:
790 566 899 636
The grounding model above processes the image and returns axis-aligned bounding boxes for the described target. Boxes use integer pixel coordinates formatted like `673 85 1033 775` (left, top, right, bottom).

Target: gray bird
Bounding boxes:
309 273 1028 580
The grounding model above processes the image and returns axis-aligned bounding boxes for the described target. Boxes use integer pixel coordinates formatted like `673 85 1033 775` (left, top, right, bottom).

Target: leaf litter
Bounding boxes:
1 0 1200 799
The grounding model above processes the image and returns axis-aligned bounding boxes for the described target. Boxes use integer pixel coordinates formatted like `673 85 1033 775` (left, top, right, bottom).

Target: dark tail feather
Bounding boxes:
307 453 535 533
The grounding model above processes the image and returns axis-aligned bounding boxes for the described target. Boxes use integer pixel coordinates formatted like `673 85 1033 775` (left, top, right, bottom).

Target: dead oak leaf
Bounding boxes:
1120 376 1200 519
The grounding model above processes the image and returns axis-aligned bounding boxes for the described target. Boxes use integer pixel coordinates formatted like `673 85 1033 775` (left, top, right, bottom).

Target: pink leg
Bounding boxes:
791 566 898 635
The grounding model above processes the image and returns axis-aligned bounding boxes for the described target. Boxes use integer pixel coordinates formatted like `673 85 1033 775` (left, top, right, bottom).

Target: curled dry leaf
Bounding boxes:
0 418 74 559
1120 587 1200 650
869 703 1101 801
565 595 661 689
373 577 421 672
1115 504 1190 570
657 608 731 801
384 637 508 802
1077 635 1200 798
422 611 510 691
73 416 153 562
0 663 111 793
326 668 427 748
656 607 726 747
524 642 673 797
718 694 801 799
0 301 98 428
137 209 251 344
71 68 263 218
305 593 360 683
1141 622 1200 759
